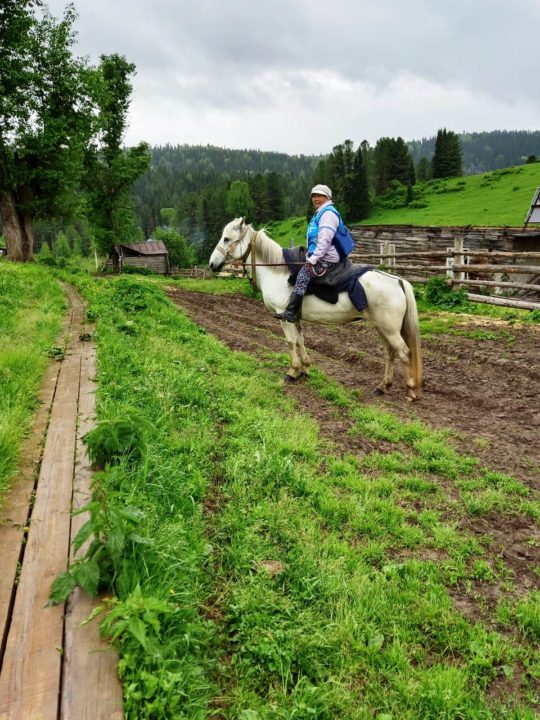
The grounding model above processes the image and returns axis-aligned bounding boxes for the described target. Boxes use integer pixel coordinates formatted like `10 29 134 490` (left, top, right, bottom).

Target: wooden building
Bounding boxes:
350 225 540 255
108 240 169 274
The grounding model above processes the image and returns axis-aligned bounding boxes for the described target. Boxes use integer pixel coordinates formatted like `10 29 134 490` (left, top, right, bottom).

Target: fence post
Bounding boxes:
389 243 396 268
454 237 465 283
380 241 389 265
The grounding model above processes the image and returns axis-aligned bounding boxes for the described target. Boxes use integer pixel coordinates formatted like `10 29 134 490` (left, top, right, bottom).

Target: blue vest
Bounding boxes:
307 204 355 259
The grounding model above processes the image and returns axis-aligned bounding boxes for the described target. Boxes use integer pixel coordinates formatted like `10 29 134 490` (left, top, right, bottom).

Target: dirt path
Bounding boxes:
166 287 540 488
0 286 123 720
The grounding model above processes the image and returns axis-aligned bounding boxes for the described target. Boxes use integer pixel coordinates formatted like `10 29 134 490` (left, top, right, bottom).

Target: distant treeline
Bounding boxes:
409 130 540 175
133 145 320 237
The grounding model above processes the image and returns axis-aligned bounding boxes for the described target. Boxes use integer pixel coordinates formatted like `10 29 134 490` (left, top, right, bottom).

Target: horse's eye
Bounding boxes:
223 237 230 244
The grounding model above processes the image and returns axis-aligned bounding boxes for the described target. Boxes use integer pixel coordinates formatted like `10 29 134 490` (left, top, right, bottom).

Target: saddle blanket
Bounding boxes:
282 247 372 312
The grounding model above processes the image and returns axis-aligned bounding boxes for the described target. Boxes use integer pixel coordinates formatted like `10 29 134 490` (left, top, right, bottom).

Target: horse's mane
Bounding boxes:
252 227 290 275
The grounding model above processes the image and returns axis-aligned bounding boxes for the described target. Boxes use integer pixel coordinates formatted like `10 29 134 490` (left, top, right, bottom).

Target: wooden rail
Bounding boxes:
352 237 540 310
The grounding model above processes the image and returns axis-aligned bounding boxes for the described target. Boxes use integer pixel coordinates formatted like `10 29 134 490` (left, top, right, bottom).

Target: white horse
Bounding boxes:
209 218 423 400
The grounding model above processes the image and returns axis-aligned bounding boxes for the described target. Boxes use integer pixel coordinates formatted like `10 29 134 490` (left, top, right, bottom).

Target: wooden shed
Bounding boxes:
109 240 169 274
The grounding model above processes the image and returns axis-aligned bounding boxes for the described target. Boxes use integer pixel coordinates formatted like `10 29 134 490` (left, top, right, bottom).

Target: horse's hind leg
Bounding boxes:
377 331 417 401
373 333 396 395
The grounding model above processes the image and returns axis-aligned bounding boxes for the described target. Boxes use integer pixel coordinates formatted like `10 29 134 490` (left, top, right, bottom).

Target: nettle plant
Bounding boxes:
49 408 152 605
84 407 150 468
48 479 150 605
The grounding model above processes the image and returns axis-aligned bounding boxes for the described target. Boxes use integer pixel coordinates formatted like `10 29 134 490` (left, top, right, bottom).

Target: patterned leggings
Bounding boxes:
293 260 335 296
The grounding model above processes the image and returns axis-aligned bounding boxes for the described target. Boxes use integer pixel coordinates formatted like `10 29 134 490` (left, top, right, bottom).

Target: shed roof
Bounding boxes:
115 241 168 256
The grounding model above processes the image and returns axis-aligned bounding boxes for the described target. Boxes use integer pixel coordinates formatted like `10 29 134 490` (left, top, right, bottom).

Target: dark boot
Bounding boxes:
274 292 303 322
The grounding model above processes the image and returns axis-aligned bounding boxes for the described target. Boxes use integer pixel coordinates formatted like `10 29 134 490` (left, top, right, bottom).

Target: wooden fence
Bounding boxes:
350 237 540 310
172 239 540 311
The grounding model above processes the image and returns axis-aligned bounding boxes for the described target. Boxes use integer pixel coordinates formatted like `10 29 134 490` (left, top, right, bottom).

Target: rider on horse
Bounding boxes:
274 184 343 323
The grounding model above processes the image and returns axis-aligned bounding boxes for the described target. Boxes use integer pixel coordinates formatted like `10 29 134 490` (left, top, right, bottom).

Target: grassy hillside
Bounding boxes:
365 163 540 227
0 262 65 503
266 163 540 243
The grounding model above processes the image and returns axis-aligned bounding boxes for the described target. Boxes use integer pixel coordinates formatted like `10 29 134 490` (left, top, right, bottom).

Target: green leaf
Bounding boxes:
127 617 148 649
73 519 94 552
73 556 101 597
81 605 105 626
48 570 77 606
106 527 125 560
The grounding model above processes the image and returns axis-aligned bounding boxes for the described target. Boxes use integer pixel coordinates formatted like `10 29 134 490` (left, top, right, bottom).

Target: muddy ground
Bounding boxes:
167 286 539 491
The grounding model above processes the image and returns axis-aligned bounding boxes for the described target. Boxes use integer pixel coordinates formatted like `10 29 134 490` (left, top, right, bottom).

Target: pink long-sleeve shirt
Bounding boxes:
308 200 341 264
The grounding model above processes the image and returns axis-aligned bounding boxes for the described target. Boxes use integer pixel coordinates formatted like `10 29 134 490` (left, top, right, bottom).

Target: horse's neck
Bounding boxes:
247 228 288 297
251 228 282 263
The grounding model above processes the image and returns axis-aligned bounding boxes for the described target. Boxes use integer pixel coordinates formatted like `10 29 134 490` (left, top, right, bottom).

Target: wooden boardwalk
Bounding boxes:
0 286 123 720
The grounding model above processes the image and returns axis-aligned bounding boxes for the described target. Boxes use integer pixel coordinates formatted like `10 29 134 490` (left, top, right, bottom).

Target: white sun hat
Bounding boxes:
310 184 332 199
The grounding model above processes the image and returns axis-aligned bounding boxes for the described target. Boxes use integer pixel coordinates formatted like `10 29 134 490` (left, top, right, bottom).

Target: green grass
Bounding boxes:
361 163 540 227
52 271 540 719
167 277 255 296
0 261 66 503
265 164 540 235
264 216 308 247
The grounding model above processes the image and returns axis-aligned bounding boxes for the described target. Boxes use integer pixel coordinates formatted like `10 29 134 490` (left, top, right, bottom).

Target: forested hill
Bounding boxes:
133 144 320 237
409 130 540 175
150 144 319 176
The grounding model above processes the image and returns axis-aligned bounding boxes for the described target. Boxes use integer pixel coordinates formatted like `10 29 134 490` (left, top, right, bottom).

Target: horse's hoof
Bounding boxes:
298 372 310 381
284 374 297 383
372 387 384 396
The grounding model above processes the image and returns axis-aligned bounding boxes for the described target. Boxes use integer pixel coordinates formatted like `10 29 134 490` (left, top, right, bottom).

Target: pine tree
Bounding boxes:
432 128 463 178
265 172 285 220
374 137 414 193
54 231 71 259
310 140 370 222
348 147 371 221
416 157 431 182
226 180 254 219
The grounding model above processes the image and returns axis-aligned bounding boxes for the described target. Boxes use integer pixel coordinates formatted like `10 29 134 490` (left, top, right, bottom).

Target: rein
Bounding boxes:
215 227 305 292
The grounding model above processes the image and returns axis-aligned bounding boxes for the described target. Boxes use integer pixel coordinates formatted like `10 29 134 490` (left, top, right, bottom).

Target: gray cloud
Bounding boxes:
45 0 540 152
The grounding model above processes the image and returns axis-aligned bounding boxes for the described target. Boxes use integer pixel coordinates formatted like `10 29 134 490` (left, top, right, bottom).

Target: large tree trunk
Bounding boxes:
0 189 34 262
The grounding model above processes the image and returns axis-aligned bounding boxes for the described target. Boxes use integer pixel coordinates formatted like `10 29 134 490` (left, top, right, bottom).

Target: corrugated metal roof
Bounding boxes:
115 241 168 256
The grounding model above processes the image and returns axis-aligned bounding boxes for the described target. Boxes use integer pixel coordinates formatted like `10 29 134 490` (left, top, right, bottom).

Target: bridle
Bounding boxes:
214 226 259 289
214 226 304 292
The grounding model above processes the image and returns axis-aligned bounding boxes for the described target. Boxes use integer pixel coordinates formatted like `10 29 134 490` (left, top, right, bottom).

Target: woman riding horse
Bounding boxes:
274 184 344 323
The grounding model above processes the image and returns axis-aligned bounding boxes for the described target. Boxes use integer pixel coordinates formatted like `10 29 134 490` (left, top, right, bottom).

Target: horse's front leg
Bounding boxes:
296 326 311 378
280 321 309 381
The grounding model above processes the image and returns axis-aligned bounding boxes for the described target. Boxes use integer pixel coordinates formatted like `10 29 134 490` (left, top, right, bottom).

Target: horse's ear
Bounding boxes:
239 217 246 227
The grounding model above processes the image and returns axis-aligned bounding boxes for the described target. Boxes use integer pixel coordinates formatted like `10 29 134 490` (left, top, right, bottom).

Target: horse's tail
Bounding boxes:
400 279 423 390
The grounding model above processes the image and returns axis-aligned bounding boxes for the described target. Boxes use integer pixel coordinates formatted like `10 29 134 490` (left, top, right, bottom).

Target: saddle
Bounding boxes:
282 247 372 311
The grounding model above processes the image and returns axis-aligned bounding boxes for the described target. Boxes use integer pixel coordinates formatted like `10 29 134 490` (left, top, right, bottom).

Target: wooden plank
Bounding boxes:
0 358 62 653
465 294 540 310
452 278 540 291
0 297 75 660
0 349 81 720
60 340 124 720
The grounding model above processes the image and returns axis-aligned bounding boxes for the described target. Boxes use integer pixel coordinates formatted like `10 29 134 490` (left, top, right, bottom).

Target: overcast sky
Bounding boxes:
45 0 540 156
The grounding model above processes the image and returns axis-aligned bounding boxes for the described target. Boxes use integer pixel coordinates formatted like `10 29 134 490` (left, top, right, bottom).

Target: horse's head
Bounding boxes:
208 217 251 272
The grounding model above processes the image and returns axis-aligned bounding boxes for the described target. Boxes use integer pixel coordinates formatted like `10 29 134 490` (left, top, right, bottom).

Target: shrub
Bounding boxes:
424 276 467 309
152 227 196 269
84 407 151 467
